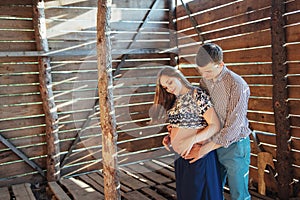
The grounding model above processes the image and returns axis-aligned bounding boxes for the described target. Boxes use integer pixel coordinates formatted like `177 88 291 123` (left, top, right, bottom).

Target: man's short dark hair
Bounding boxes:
196 43 223 67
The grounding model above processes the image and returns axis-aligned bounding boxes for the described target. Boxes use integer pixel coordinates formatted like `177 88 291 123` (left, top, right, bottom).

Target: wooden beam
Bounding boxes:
168 0 178 66
179 0 204 43
271 0 292 199
97 0 121 200
0 134 45 177
33 0 60 181
60 100 99 167
0 48 174 57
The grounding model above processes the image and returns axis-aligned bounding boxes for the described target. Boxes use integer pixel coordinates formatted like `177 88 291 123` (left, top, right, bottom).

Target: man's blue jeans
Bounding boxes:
216 137 251 200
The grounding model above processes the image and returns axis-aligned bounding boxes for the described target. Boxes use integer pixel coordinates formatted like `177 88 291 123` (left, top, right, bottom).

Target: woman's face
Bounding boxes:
160 75 184 96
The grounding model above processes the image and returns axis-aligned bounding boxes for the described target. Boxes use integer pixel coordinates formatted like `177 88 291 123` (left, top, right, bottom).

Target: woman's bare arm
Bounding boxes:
194 107 221 143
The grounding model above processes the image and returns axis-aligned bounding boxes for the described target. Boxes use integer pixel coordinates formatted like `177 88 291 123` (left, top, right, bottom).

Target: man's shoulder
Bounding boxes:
224 68 248 86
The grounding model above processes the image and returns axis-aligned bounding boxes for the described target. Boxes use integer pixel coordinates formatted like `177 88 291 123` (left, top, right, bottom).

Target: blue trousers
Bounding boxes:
216 137 251 200
175 150 223 200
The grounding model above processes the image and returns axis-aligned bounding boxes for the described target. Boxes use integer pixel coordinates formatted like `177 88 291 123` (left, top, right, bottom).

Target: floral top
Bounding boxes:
167 87 212 129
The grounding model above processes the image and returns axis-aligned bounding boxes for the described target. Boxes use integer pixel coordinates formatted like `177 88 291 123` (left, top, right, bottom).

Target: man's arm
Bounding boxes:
183 141 222 163
194 107 220 142
212 83 250 147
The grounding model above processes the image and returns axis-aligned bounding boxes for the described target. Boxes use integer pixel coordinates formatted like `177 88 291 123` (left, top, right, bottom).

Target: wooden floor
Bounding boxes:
0 157 270 200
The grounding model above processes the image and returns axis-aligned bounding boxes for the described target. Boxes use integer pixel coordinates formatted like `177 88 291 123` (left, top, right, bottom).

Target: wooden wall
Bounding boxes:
176 0 300 196
46 0 173 177
0 0 174 187
0 0 45 186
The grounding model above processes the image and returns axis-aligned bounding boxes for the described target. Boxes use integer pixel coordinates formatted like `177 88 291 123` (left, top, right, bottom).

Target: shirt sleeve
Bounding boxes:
212 82 250 147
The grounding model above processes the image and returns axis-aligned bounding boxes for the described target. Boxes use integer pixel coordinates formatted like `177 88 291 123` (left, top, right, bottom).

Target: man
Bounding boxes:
184 43 252 200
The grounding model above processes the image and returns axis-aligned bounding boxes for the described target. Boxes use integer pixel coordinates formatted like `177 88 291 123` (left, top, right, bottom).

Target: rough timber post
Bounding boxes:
168 0 178 67
271 0 292 198
97 0 121 199
32 0 60 181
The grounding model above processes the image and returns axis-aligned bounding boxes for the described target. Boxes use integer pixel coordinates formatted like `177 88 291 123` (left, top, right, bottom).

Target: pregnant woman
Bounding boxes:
152 66 222 200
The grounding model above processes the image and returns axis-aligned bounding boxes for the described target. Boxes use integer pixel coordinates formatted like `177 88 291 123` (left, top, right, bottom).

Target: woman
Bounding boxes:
152 66 222 200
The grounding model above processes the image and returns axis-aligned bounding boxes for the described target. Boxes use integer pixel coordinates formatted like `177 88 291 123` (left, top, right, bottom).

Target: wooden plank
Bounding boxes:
286 23 300 43
288 62 300 74
286 10 300 26
0 42 36 51
0 30 35 41
177 0 270 31
0 19 33 29
212 30 271 52
86 171 137 194
0 104 44 120
249 86 272 98
0 74 39 85
289 87 300 99
0 64 38 74
125 163 171 184
60 160 102 178
119 170 149 190
118 135 164 153
78 174 104 194
0 94 42 106
12 183 36 200
0 57 37 63
287 43 300 61
176 0 234 18
0 6 33 18
0 127 45 141
123 190 151 200
154 185 177 200
138 159 176 181
290 116 300 127
0 0 32 5
228 64 272 75
249 122 275 134
248 98 273 112
244 76 273 85
60 178 104 200
0 116 44 130
118 148 172 167
286 0 300 13
0 187 10 200
247 112 274 124
141 187 169 200
48 182 71 200
288 76 300 86
121 166 156 186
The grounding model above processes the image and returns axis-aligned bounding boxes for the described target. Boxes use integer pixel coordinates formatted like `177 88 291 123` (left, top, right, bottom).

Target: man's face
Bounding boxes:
197 62 222 80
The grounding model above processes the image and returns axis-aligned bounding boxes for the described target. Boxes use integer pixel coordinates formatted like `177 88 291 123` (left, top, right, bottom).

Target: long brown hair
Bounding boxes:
151 66 193 122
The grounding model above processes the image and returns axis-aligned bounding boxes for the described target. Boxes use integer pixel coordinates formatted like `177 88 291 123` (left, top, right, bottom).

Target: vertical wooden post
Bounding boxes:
32 0 60 181
168 0 178 67
271 0 292 199
97 0 121 199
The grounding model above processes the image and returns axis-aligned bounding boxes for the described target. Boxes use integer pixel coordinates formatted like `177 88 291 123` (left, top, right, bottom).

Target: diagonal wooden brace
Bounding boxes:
0 134 45 177
257 151 275 195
